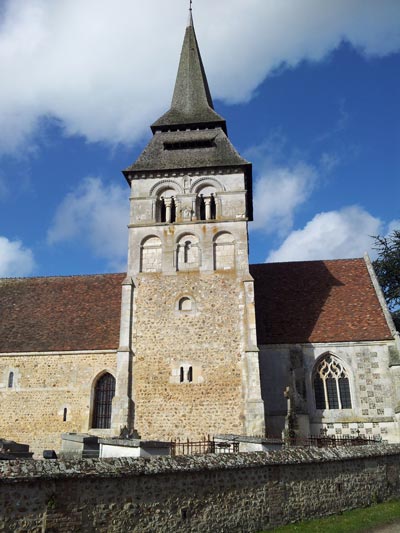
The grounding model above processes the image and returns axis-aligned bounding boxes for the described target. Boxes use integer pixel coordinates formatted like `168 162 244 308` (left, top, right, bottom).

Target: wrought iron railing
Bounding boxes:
286 433 382 447
170 436 239 456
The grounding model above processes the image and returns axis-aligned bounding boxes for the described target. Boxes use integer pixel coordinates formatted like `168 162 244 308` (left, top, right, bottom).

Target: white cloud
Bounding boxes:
0 236 35 276
387 219 400 235
0 0 399 154
252 162 317 235
47 177 129 270
267 206 382 262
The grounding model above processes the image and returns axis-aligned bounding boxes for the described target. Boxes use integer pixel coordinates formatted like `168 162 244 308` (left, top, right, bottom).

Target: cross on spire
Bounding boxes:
189 0 193 11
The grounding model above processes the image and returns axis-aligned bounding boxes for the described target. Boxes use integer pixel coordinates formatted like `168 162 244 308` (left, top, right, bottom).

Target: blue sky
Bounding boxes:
0 0 399 277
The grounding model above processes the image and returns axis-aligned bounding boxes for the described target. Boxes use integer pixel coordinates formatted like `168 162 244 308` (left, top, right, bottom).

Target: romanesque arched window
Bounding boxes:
92 373 116 429
176 234 200 271
140 236 162 272
213 232 235 270
313 355 352 410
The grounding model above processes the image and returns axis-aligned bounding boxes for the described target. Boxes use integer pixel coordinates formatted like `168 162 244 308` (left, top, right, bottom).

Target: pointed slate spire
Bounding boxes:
151 10 226 133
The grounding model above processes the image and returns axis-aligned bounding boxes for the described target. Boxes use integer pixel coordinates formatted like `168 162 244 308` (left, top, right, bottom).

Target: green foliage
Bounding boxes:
373 229 400 323
260 499 400 532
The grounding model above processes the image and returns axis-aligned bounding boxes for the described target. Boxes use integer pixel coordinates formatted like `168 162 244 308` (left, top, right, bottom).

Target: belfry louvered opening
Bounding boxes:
163 140 215 151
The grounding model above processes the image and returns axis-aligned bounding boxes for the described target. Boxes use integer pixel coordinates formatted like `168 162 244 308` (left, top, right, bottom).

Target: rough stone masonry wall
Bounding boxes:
1 445 400 532
0 352 116 456
132 271 246 440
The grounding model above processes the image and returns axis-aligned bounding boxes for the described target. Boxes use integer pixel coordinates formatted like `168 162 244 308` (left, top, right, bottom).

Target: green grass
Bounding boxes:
260 499 400 532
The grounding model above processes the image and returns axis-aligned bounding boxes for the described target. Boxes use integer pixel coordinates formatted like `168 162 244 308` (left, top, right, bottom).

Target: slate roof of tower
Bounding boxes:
0 273 125 353
0 259 392 353
250 258 393 344
151 11 226 133
124 128 250 175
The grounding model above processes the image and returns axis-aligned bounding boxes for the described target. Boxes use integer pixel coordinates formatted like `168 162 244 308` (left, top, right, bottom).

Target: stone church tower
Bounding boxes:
111 12 265 439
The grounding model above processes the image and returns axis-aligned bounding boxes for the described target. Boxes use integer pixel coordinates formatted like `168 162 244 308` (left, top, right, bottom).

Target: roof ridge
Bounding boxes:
0 272 126 282
250 258 364 267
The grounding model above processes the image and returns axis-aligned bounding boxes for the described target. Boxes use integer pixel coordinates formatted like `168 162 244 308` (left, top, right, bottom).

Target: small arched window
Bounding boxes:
92 373 116 429
313 355 352 410
8 372 14 388
179 297 192 311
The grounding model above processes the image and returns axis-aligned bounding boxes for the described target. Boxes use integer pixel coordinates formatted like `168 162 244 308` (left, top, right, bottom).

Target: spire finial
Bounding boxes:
187 0 193 27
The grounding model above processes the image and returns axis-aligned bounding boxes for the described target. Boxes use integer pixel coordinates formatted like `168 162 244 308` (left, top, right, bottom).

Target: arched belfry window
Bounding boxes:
157 188 176 223
313 355 352 410
196 185 217 221
198 194 216 221
92 373 116 429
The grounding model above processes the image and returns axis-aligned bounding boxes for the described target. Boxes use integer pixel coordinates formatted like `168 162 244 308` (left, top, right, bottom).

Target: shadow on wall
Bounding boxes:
250 261 343 345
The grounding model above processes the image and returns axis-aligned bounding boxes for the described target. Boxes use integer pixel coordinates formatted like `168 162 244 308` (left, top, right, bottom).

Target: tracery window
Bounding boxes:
92 373 116 429
313 355 352 410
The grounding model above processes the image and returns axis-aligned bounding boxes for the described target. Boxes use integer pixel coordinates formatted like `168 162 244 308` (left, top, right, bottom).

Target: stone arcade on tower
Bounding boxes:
1 12 400 455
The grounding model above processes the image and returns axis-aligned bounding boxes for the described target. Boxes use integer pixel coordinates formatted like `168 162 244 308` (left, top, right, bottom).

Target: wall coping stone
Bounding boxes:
215 434 282 445
1 444 400 484
99 438 171 449
61 433 99 444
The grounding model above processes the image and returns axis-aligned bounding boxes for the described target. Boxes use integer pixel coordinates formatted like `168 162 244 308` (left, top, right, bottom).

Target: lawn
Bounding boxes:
260 499 400 532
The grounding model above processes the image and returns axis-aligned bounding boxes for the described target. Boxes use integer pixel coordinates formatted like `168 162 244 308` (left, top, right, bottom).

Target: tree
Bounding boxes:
373 229 400 331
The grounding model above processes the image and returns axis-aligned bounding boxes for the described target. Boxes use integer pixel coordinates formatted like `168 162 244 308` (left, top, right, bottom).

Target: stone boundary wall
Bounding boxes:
1 445 400 532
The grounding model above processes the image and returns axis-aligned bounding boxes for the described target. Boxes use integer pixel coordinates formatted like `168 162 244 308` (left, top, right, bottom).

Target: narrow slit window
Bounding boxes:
63 408 68 422
187 367 193 383
180 367 184 383
8 372 14 388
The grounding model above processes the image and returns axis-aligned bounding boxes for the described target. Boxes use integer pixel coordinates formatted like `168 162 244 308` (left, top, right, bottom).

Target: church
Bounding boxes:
1 12 399 456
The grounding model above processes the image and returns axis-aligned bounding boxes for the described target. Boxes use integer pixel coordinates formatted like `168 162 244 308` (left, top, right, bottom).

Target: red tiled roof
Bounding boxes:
0 274 125 353
0 260 392 352
250 259 392 344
